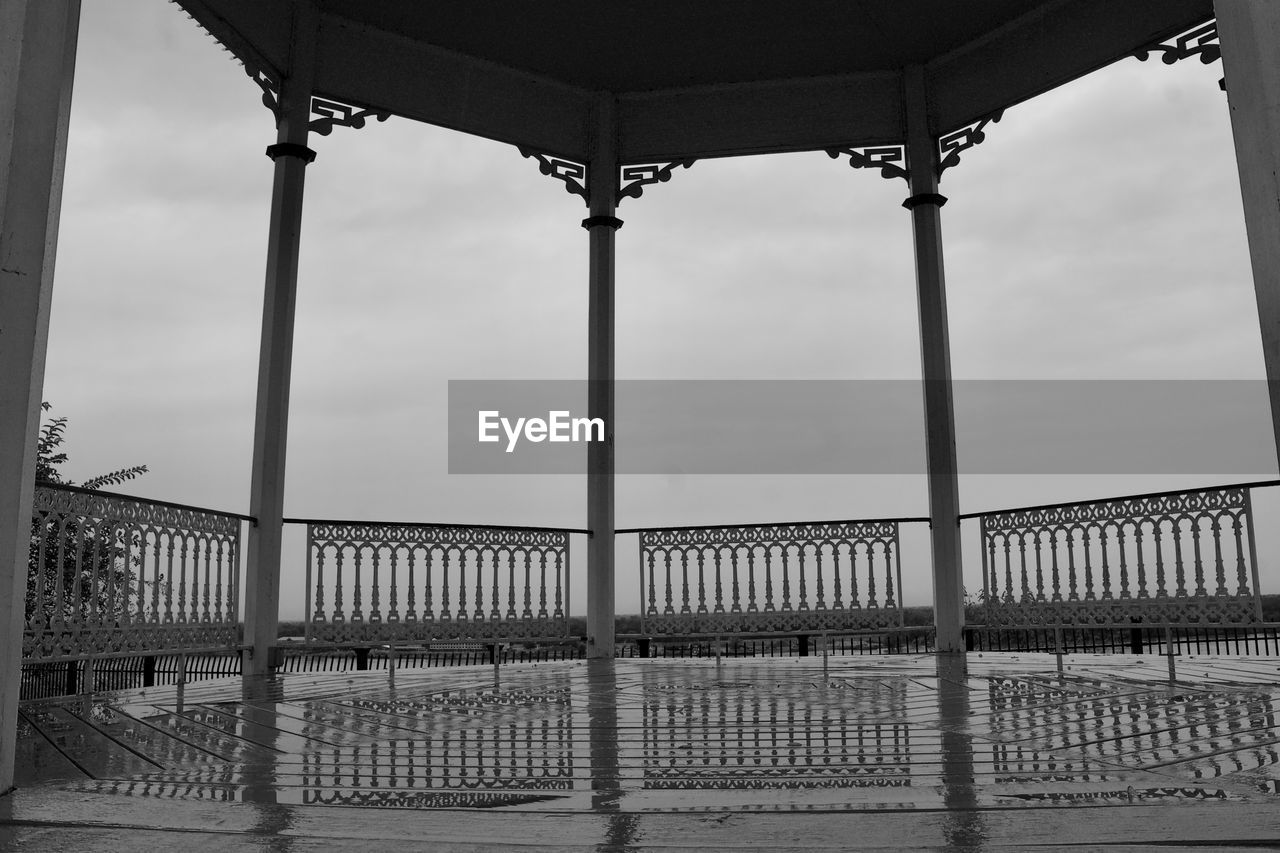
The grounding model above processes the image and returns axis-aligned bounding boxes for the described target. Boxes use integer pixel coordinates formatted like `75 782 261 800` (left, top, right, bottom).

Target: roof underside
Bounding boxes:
175 0 1214 163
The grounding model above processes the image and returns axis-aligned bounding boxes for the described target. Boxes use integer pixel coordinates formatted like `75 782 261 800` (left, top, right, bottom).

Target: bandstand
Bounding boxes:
4 2 1280 848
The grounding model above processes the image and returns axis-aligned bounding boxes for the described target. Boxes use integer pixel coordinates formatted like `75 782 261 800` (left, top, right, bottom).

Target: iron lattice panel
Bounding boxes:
980 487 1263 627
25 486 243 660
637 521 904 635
306 523 571 644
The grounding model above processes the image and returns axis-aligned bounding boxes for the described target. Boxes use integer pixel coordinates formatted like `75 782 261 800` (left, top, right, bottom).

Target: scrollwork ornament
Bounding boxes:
1134 20 1220 66
617 160 697 203
309 98 391 136
824 145 908 183
518 148 589 203
245 63 281 120
938 110 1003 176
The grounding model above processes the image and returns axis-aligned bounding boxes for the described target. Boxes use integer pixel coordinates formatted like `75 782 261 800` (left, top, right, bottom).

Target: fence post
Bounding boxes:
798 634 810 657
354 647 370 671
1165 626 1177 682
1054 626 1064 673
142 655 157 687
1130 618 1144 655
637 637 651 659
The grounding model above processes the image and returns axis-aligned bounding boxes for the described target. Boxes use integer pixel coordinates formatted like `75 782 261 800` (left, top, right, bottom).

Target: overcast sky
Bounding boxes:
40 2 1275 615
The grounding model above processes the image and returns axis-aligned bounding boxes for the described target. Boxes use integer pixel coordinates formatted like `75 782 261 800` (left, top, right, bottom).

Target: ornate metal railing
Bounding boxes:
25 484 244 661
629 519 911 635
299 519 577 644
978 486 1263 626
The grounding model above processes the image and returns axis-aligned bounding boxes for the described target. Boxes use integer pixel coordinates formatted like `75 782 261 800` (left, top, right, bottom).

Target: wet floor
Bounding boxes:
3 653 1280 850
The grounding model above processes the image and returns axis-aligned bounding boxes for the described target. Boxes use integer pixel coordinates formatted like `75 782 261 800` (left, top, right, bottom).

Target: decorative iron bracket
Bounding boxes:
1134 20 1220 66
310 98 391 136
938 110 1003 176
518 148 590 203
246 63 281 121
617 160 696 204
824 145 908 183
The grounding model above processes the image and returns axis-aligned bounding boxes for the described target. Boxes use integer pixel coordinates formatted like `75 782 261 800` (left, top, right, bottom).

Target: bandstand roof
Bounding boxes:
176 0 1213 162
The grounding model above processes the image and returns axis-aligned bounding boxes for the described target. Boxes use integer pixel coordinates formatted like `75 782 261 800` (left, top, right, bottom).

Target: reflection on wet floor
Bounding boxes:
13 654 1280 814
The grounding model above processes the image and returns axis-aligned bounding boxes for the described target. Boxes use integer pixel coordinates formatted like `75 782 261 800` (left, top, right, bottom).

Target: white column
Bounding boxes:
0 0 80 792
1216 1 1280 469
903 65 965 653
243 4 316 676
584 94 619 659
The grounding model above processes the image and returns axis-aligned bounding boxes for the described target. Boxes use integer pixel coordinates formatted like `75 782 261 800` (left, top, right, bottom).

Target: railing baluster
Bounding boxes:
730 546 741 613
1172 516 1187 597
680 548 692 614
176 533 189 623
1211 512 1227 597
352 546 364 622
864 539 876 608
474 546 487 620
1033 529 1046 602
884 537 897 610
1003 533 1015 603
164 532 176 623
796 542 808 610
521 549 533 619
663 549 674 615
388 547 399 623
713 548 724 613
369 546 381 623
406 546 417 622
334 547 346 623
695 547 707 614
779 544 792 611
1065 527 1079 601
762 546 776 612
1099 524 1113 600
201 535 213 623
1116 525 1129 599
1232 510 1249 596
1191 513 1207 597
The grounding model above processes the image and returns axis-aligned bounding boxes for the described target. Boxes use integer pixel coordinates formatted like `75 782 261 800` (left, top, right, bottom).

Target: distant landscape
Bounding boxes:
278 594 1280 638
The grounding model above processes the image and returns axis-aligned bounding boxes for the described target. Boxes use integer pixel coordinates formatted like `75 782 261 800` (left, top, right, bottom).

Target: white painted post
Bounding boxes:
244 4 317 677
903 65 966 654
0 0 80 793
1216 1 1280 472
584 94 619 659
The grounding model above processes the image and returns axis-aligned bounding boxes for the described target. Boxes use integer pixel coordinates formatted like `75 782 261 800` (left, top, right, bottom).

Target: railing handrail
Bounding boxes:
284 516 590 535
36 481 256 524
618 515 931 535
957 477 1280 521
